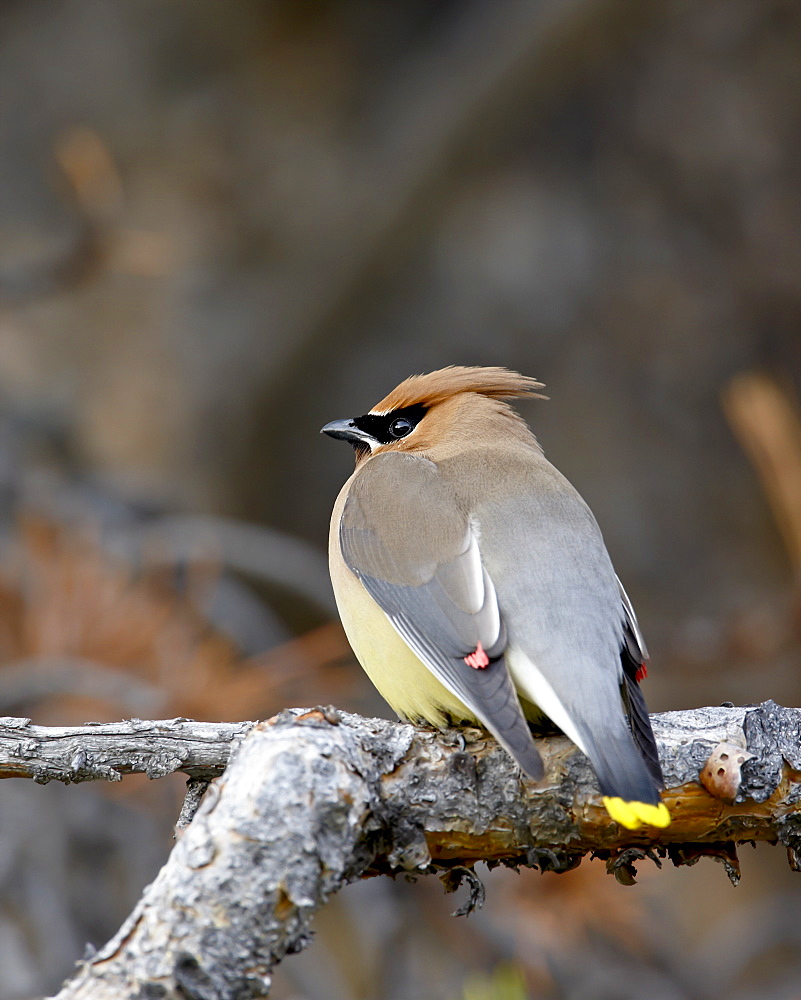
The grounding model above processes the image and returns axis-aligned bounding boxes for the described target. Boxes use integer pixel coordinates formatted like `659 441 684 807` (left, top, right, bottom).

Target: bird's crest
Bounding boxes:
371 366 546 414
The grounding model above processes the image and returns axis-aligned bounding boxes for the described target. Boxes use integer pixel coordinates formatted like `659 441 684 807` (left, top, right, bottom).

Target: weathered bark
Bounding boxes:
31 700 801 999
0 716 251 784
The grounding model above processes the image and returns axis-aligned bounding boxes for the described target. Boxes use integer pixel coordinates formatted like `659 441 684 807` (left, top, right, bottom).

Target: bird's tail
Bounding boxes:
581 725 670 829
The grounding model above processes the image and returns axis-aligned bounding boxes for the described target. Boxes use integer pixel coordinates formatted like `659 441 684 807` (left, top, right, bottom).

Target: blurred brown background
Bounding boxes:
1 1 800 997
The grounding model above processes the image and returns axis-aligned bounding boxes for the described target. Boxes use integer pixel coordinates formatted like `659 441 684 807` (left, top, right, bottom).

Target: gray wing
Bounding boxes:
341 453 543 779
463 450 661 802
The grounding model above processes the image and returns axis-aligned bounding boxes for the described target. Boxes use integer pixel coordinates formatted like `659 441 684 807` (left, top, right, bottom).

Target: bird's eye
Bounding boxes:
389 416 414 438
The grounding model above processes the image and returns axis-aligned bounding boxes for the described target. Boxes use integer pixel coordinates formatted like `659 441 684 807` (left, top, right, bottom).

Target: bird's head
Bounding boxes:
321 365 546 463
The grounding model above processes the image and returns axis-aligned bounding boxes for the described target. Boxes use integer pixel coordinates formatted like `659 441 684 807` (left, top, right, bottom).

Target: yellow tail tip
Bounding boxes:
602 797 671 830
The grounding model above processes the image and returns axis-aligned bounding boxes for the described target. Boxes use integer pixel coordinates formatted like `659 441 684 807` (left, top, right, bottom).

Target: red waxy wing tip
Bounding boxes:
464 642 490 669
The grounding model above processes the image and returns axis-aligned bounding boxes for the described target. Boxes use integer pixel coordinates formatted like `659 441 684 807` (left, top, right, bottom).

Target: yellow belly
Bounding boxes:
333 557 477 726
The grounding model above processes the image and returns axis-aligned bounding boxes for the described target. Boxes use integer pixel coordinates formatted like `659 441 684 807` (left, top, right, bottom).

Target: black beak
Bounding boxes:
320 417 375 447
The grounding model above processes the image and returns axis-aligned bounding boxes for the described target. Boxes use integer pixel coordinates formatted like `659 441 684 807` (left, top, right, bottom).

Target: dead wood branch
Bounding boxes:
28 700 801 999
0 716 251 783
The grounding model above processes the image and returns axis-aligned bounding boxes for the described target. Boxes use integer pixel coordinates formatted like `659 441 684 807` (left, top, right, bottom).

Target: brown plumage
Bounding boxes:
371 365 546 413
322 366 670 829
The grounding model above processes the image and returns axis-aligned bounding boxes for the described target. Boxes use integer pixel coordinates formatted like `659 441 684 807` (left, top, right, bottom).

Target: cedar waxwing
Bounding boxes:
322 366 669 829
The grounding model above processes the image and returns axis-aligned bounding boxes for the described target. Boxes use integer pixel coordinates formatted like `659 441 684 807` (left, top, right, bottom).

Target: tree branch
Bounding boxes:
0 715 251 784
30 700 801 999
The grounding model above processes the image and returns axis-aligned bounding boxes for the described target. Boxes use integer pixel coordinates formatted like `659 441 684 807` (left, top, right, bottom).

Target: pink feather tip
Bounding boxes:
464 642 490 669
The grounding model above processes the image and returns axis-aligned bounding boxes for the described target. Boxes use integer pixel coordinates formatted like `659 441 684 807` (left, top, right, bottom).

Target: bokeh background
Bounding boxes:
1 1 800 997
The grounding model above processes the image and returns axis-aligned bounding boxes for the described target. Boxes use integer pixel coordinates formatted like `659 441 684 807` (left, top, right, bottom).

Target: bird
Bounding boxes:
321 366 669 829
